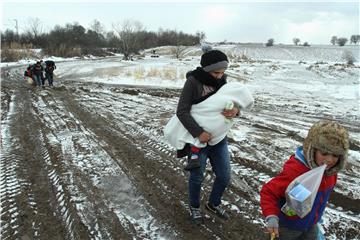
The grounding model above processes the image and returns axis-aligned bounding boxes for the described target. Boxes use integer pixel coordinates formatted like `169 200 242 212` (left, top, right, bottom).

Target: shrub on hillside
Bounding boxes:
265 39 274 47
162 67 177 80
44 44 108 58
1 48 22 62
147 67 161 78
293 38 300 45
133 67 145 79
342 50 356 65
171 46 186 59
1 43 39 62
337 38 348 46
43 44 80 58
227 52 253 63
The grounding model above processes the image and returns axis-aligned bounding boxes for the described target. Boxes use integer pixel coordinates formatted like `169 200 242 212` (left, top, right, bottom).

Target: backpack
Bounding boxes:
45 60 56 72
45 60 55 67
24 65 33 77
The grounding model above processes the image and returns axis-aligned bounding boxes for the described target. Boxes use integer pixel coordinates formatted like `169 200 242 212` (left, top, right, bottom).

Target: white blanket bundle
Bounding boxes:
164 82 254 149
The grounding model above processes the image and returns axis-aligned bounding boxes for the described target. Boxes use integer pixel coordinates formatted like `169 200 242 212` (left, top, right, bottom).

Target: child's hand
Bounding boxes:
222 107 239 118
266 215 279 238
198 131 211 143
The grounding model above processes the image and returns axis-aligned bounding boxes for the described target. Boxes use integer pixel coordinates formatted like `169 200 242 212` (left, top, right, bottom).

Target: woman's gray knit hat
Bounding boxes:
200 48 229 72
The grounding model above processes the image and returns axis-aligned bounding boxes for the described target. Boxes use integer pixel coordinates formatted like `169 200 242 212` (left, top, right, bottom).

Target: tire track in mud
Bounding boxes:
0 92 43 240
1 88 12 121
0 88 79 240
1 94 24 239
33 94 129 239
35 126 92 240
32 91 107 240
33 90 175 239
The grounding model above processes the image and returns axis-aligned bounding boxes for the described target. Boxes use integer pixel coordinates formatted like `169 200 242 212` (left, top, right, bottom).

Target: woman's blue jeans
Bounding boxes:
188 137 231 208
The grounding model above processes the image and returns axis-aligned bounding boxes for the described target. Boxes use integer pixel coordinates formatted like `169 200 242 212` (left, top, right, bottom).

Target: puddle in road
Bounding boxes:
100 174 176 239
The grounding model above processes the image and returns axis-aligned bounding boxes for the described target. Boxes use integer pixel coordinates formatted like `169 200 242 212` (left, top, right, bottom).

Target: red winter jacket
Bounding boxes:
260 154 337 230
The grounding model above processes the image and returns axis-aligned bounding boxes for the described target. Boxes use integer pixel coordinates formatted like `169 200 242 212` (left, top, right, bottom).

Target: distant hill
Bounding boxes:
148 44 359 63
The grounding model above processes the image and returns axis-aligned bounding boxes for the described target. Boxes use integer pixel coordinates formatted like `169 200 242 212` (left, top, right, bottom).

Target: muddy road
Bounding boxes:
1 58 359 240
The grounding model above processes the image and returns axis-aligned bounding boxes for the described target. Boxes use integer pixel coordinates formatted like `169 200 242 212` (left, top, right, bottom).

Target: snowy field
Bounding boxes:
1 44 359 239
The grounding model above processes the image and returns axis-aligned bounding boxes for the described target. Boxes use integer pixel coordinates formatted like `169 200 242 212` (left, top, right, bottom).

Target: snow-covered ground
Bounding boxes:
1 44 359 239
52 44 360 236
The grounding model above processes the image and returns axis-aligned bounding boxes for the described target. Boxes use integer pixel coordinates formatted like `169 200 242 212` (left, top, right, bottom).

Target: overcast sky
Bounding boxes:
1 0 359 44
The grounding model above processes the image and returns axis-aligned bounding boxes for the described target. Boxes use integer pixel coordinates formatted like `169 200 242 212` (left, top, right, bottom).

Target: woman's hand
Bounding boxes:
222 106 239 119
198 131 212 143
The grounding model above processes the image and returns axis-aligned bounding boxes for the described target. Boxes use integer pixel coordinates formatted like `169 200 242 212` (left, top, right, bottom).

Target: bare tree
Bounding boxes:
90 19 106 36
350 35 360 44
196 31 206 43
293 38 300 46
171 45 186 59
24 17 43 42
342 50 356 65
330 36 337 45
1 29 17 44
112 19 144 60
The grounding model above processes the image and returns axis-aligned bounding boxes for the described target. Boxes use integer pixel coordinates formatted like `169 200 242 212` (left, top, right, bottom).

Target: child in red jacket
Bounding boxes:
260 121 349 239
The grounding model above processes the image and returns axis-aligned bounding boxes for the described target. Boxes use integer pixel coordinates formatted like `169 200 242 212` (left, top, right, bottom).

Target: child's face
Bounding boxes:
315 149 339 169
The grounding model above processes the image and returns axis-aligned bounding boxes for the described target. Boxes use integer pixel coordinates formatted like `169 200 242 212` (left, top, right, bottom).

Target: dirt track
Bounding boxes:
1 59 359 240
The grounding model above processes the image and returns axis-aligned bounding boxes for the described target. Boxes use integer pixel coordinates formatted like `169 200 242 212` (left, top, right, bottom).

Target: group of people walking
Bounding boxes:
164 47 350 240
24 60 56 88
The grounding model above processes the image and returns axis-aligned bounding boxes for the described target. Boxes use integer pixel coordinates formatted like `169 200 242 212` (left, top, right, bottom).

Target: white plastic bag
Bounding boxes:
281 164 327 218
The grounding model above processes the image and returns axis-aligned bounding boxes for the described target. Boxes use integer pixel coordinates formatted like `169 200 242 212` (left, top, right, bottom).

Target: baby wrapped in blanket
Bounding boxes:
164 82 254 150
